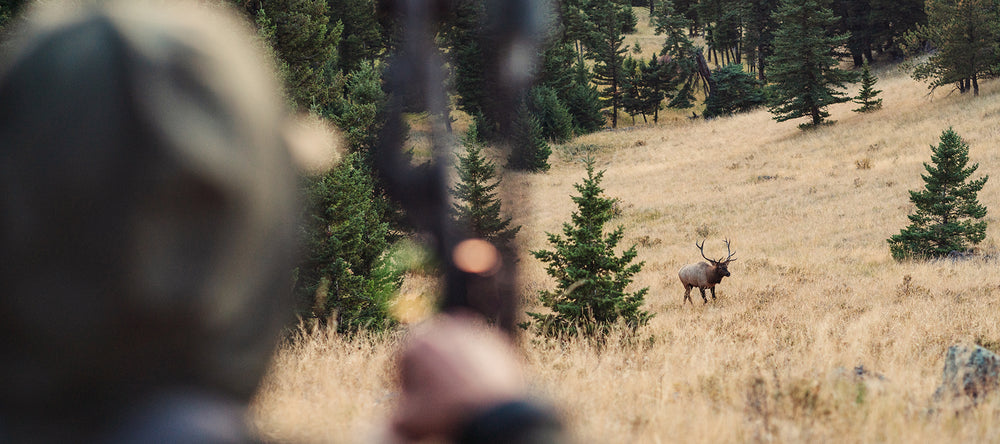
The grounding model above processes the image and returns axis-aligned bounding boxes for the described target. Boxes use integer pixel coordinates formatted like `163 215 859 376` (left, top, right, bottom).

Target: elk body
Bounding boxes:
678 239 736 304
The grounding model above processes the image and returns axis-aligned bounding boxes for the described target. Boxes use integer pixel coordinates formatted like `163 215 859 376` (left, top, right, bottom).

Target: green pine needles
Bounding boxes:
295 154 402 333
450 133 521 250
507 99 552 172
888 128 989 260
525 158 651 338
767 0 857 128
852 61 883 113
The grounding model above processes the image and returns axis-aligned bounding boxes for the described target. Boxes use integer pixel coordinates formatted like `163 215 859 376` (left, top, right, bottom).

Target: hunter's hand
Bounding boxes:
391 313 525 441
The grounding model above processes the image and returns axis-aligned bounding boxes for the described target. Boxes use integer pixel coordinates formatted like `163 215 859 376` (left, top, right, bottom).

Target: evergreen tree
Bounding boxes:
537 16 601 135
852 61 883 112
621 56 663 124
697 0 745 66
888 128 989 260
588 0 629 128
507 100 552 172
329 60 409 237
258 0 341 110
443 0 489 121
620 56 644 124
450 138 521 249
703 64 768 118
870 0 926 60
530 86 574 143
327 0 383 74
560 0 592 65
744 0 779 81
768 0 858 128
295 154 402 333
651 0 704 110
907 0 1000 96
562 59 607 134
834 0 875 67
537 41 578 102
526 158 651 337
672 0 701 35
638 54 666 123
332 60 385 160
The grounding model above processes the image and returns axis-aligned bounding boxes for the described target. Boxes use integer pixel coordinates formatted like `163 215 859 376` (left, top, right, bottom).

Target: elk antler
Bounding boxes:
719 238 736 263
696 239 712 262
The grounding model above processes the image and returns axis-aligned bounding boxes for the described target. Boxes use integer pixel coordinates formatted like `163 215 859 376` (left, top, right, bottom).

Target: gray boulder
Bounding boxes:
932 344 1000 407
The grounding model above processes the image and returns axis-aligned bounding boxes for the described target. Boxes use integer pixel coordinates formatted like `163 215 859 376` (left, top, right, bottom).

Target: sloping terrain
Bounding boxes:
252 65 1000 443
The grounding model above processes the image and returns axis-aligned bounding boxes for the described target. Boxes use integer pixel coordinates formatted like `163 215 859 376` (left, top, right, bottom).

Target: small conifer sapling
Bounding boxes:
852 61 883 113
450 131 521 250
525 158 651 337
887 128 989 260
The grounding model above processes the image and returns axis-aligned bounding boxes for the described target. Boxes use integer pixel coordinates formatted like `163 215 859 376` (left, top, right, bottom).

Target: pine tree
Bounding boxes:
562 59 607 134
651 1 704 110
258 0 341 110
744 0 779 81
638 54 666 123
526 158 651 337
537 19 601 135
768 0 858 128
588 0 629 128
697 0 745 66
450 138 521 250
852 61 883 113
443 0 489 121
834 0 875 67
888 128 989 260
507 100 552 172
327 0 383 74
907 0 1000 96
703 64 768 118
332 60 385 160
530 86 574 143
295 154 403 333
870 0 926 60
620 56 644 124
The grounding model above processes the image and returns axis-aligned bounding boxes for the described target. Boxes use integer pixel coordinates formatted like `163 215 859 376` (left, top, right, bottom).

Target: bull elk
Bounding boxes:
678 239 736 304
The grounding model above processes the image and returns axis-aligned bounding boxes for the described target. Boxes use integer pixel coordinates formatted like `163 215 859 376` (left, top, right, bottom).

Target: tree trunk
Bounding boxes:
611 83 618 128
973 75 979 96
757 53 766 82
852 53 863 68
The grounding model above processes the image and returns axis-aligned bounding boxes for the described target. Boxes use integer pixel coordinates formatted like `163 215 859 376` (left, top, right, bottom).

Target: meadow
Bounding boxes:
250 62 1000 443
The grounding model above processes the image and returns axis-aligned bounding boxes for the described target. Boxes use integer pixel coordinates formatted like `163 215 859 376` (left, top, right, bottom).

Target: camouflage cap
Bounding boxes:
0 0 299 420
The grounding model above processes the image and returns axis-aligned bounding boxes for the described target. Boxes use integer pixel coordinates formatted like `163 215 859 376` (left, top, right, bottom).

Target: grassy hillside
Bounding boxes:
251 64 1000 443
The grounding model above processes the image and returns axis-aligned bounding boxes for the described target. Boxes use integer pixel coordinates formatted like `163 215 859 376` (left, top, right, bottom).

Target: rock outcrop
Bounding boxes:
932 344 1000 407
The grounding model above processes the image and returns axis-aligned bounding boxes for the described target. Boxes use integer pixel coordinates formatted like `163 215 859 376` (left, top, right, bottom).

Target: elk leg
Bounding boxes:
710 287 717 301
683 286 692 304
699 288 708 304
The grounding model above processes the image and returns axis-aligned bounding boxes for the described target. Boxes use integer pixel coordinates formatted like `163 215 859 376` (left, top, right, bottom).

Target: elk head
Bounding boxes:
697 238 736 280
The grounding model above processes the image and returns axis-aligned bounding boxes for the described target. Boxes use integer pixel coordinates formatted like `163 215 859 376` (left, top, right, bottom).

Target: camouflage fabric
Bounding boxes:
0 1 298 440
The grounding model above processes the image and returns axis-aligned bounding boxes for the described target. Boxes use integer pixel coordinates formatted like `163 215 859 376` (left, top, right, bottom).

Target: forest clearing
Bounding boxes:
251 61 1000 443
3 0 998 443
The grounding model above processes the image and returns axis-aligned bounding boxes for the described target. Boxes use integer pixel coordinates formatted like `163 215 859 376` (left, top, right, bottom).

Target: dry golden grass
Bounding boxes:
252 65 1000 443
